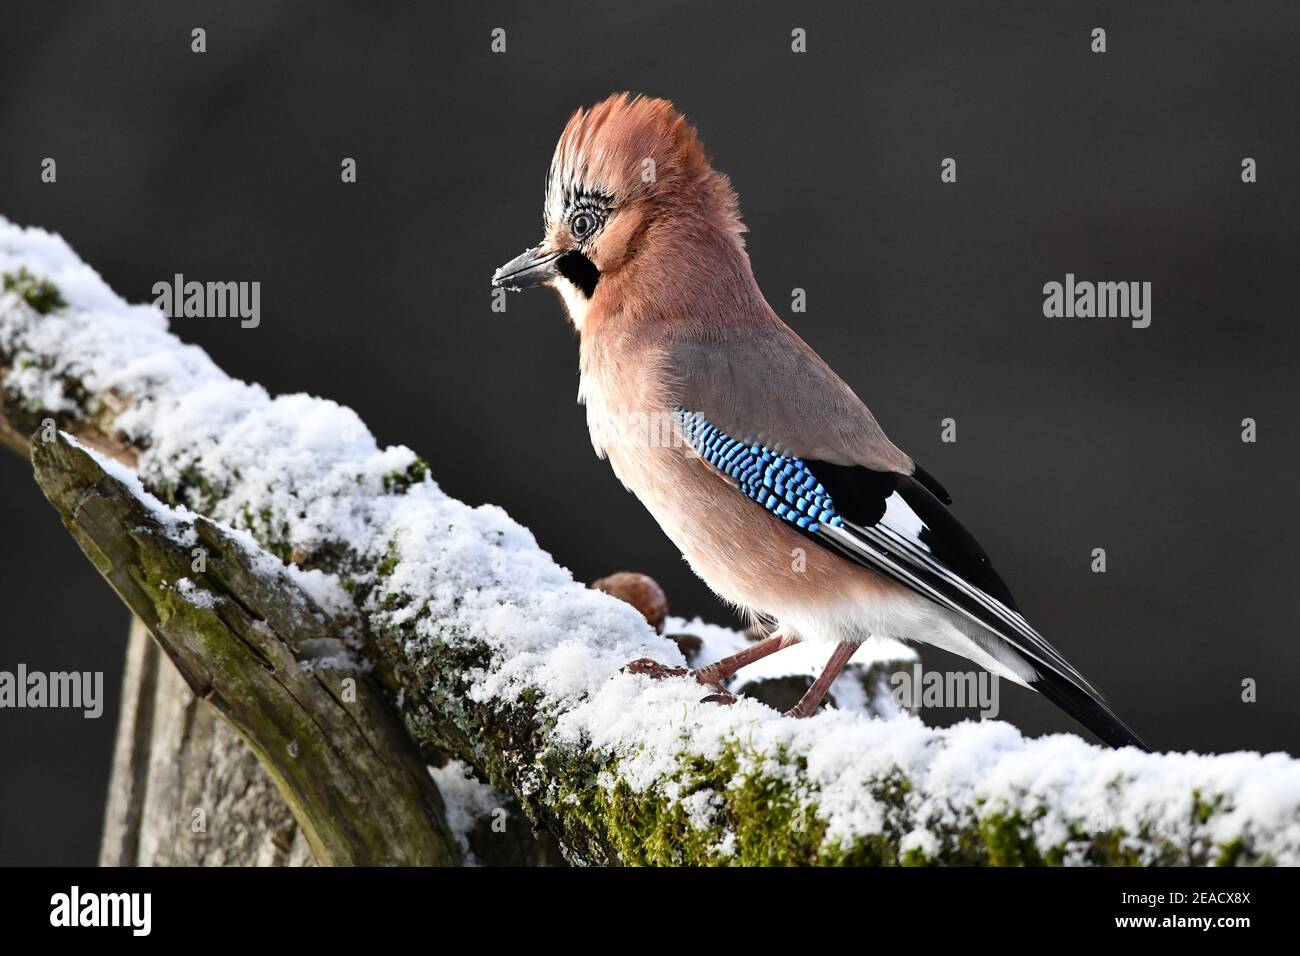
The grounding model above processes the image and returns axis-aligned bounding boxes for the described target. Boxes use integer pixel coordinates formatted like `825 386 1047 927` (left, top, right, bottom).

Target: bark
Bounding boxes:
32 435 458 865
99 617 315 866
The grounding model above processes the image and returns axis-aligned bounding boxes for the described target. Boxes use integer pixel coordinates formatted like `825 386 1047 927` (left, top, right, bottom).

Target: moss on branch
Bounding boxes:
2 267 65 314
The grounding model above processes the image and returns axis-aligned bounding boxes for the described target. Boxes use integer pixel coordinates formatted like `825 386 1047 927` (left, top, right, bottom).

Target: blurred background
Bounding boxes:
2 0 1298 864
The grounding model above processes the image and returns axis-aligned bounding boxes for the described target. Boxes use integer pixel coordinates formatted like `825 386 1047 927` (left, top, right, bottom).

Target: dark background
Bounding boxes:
2 1 1297 864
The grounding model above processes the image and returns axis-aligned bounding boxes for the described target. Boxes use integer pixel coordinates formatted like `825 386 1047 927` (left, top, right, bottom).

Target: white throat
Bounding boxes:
553 275 590 330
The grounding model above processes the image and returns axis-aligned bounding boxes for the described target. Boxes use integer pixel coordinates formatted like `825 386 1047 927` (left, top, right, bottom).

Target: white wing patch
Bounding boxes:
821 493 1104 702
882 491 926 541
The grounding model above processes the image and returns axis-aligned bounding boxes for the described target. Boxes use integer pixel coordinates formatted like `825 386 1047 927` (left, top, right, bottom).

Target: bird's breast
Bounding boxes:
576 338 899 625
576 330 672 457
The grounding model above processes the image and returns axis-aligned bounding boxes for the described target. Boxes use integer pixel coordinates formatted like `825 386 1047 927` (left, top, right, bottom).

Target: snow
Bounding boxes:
427 760 511 865
171 577 216 609
665 614 914 717
5 215 1300 863
59 432 201 548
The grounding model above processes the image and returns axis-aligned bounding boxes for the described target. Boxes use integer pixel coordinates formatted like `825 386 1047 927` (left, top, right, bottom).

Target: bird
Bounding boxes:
492 93 1148 751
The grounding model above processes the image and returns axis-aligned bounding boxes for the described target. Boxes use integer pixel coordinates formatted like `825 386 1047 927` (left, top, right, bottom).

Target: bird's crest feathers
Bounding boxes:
546 94 744 240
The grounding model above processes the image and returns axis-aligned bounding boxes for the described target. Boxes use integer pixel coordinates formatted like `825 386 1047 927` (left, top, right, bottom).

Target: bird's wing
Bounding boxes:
670 324 955 504
675 406 1055 669
668 324 914 473
666 322 1146 748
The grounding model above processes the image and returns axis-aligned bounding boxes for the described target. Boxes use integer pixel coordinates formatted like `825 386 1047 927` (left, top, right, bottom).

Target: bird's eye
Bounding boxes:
570 211 599 241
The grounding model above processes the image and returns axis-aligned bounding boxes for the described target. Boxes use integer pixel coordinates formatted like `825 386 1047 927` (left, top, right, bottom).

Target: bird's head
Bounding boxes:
492 94 745 325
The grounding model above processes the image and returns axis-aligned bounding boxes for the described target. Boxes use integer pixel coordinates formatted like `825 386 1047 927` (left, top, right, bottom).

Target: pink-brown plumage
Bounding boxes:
493 94 1147 748
557 96 923 631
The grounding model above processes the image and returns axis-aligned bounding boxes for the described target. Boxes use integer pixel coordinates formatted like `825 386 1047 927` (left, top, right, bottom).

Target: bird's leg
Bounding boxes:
691 632 800 686
625 632 800 705
785 641 859 718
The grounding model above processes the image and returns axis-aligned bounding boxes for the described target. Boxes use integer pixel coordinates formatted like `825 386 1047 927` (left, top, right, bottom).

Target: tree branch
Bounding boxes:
4 217 1300 866
31 433 457 865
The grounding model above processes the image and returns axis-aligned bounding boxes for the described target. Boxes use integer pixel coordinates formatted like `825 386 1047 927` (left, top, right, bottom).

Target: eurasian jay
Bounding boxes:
493 94 1147 750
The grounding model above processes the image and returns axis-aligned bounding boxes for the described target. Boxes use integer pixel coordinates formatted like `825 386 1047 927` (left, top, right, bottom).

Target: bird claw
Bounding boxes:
624 658 689 680
624 659 737 705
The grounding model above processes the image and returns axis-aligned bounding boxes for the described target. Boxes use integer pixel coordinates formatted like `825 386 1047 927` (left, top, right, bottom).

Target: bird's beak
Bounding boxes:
492 245 561 291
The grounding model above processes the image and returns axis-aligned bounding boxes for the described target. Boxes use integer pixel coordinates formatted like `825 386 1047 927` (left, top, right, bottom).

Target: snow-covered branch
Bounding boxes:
4 217 1299 866
31 433 459 865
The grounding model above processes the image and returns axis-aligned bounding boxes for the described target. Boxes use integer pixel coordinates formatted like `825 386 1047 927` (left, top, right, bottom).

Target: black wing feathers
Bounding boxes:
896 476 1019 612
799 460 1147 751
911 463 952 504
803 459 897 527
804 461 1018 611
1032 671 1149 750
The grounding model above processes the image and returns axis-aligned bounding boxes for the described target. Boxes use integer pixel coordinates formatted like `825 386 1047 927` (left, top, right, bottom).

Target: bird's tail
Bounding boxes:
1029 668 1149 751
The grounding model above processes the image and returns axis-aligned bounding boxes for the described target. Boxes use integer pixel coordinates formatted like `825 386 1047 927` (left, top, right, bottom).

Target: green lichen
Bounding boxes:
376 543 400 578
382 457 430 494
979 810 1044 866
1215 838 1246 867
535 741 919 866
232 502 292 562
2 267 66 315
1193 789 1224 825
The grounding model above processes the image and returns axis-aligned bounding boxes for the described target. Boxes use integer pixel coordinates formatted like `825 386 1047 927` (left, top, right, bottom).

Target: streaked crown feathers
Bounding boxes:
545 94 744 239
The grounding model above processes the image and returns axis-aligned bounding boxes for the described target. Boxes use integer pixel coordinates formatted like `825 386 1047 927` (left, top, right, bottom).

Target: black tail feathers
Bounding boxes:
1031 671 1149 752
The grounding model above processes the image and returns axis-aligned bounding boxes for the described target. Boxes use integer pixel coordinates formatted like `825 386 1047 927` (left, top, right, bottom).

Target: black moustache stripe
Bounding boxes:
557 251 600 298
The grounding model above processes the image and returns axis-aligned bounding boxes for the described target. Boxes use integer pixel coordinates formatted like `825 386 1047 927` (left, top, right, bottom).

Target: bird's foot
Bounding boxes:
624 658 689 680
700 689 738 706
623 658 737 706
